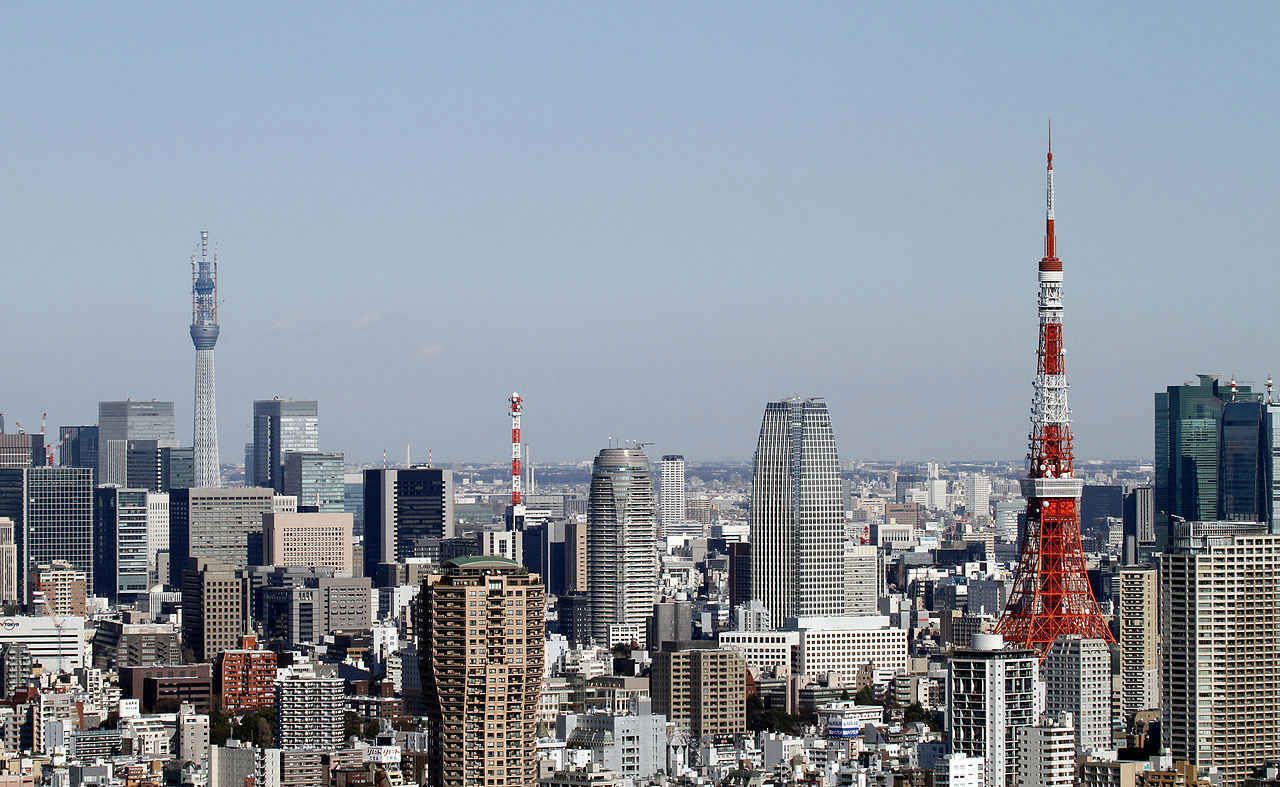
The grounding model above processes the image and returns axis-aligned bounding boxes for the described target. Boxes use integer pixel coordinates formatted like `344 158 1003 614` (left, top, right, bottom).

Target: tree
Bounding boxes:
746 694 797 735
854 686 880 706
903 703 940 731
344 711 364 740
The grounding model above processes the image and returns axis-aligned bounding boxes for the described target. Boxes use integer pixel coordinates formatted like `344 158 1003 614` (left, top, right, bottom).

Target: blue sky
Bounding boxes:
2 4 1277 463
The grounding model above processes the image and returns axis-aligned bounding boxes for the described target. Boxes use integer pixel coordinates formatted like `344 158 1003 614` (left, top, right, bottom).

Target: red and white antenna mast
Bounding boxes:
510 393 523 510
998 128 1113 656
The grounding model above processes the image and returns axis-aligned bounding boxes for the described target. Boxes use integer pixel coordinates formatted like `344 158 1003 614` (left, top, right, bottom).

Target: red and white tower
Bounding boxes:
510 392 524 512
997 134 1113 655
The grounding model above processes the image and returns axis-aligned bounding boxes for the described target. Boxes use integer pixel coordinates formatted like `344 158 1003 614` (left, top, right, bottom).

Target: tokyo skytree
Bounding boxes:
190 231 221 487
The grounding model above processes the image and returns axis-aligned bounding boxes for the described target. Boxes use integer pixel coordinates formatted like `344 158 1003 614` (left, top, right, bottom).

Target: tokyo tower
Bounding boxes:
996 133 1113 655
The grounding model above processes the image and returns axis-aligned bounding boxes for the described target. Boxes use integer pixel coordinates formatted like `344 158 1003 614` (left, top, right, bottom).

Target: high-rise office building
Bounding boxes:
658 455 686 537
98 401 177 487
58 426 97 472
1162 520 1280 786
1155 375 1245 545
1117 565 1160 717
189 232 222 488
182 558 245 663
947 634 1038 787
94 487 169 602
0 433 44 470
0 467 94 601
363 467 455 581
587 448 657 644
263 512 353 575
749 398 845 627
168 487 275 586
1219 399 1269 522
419 557 545 787
281 451 345 513
252 399 319 492
275 675 344 750
1043 635 1111 753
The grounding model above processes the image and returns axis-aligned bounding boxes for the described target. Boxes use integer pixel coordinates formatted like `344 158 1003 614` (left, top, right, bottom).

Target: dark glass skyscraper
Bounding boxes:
1219 400 1269 522
363 467 455 582
1155 375 1248 546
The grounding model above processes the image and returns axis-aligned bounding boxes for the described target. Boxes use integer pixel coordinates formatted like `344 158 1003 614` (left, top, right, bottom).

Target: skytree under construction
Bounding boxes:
190 231 221 487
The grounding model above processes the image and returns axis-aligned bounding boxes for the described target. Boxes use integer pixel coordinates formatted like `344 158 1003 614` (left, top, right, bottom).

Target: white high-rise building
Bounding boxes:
658 455 687 536
587 448 657 644
947 634 1038 787
274 675 344 750
927 479 949 511
1163 521 1280 786
962 474 992 521
749 398 845 627
1044 635 1112 753
1015 713 1076 787
844 542 880 615
1117 565 1160 717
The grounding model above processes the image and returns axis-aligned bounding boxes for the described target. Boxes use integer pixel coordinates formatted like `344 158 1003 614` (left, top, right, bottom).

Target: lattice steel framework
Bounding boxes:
997 135 1113 656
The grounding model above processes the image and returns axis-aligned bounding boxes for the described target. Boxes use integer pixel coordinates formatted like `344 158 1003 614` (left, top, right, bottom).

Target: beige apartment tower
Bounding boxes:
1163 522 1280 787
650 642 747 739
181 558 245 663
1117 565 1160 718
263 512 354 575
419 557 545 787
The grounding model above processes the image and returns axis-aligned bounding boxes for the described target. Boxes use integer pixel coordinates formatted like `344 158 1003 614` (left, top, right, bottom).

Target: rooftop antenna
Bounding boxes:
1268 376 1274 405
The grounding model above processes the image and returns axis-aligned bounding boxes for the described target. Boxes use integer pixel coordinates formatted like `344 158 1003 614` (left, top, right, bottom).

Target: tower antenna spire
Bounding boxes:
998 137 1113 657
190 230 221 487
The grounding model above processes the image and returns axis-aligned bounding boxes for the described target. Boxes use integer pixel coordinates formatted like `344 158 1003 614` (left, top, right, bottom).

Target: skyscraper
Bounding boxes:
280 451 345 512
98 400 178 487
1219 399 1268 522
57 426 97 472
190 231 221 488
251 398 319 492
658 454 686 536
363 467 455 581
168 487 275 586
419 557 545 787
1162 520 1280 785
0 467 94 601
94 486 169 603
1154 374 1243 544
586 448 657 644
748 398 845 627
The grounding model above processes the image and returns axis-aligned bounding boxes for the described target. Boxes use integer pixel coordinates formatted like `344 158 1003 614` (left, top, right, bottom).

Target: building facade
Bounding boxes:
749 398 845 627
1117 565 1160 718
1043 635 1111 753
363 467 455 580
1162 521 1280 786
281 451 345 513
252 399 319 492
947 634 1037 787
0 467 94 601
650 643 746 739
418 557 545 787
97 401 177 487
275 675 344 750
658 454 686 537
263 512 354 575
586 448 657 644
168 487 275 586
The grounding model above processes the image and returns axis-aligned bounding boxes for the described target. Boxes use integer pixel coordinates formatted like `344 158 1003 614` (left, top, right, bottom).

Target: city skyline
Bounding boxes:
3 6 1278 464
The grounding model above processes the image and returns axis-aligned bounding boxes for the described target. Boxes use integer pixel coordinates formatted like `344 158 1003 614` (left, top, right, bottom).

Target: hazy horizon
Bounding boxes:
4 5 1276 465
